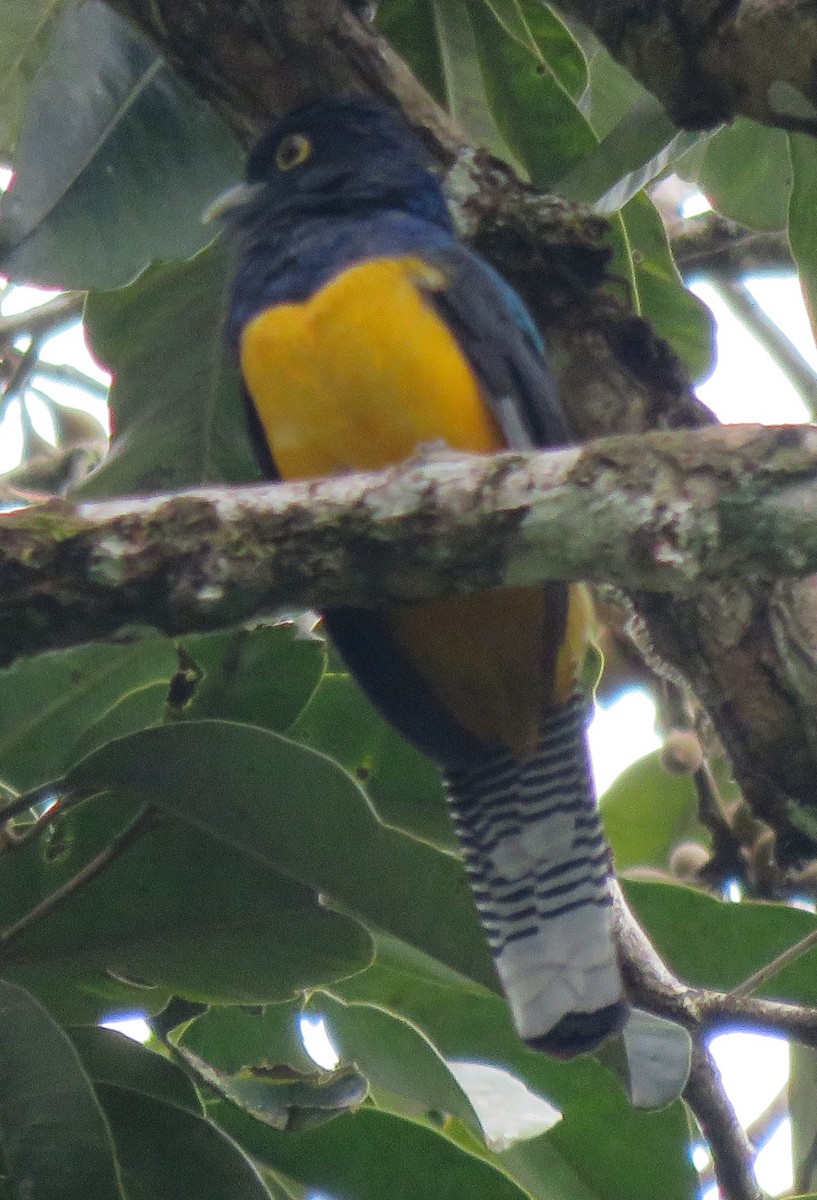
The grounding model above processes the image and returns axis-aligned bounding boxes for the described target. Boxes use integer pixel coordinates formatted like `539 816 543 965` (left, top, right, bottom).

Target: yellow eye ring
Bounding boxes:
275 134 312 171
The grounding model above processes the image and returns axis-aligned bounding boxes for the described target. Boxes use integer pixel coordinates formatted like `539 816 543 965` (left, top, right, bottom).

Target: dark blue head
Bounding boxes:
214 95 453 233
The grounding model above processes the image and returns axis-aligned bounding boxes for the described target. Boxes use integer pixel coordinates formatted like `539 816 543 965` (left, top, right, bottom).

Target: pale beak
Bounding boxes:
202 181 264 224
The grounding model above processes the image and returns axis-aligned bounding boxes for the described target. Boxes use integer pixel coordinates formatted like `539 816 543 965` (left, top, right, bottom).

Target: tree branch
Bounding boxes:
0 292 85 341
553 0 817 136
2 422 817 858
670 212 793 279
0 423 815 656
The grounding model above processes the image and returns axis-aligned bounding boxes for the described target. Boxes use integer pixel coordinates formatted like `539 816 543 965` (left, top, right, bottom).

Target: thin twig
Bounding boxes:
1 340 41 418
728 927 817 999
0 292 85 340
716 279 817 419
0 803 161 951
0 782 70 824
697 1084 788 1193
34 361 110 400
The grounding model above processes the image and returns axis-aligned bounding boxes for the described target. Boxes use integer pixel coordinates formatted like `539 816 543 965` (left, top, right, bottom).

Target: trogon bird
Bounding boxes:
215 95 627 1058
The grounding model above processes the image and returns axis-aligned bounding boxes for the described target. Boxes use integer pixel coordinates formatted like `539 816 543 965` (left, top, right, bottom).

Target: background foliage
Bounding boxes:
0 1 815 1197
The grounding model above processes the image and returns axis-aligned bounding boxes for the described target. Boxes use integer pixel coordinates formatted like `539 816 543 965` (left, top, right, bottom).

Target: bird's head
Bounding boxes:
206 95 452 232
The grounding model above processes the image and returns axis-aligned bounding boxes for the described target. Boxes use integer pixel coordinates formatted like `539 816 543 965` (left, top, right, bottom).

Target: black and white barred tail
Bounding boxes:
444 691 627 1058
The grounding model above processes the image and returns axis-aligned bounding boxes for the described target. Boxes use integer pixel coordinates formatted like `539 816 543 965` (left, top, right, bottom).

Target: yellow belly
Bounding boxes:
240 257 502 476
240 256 587 753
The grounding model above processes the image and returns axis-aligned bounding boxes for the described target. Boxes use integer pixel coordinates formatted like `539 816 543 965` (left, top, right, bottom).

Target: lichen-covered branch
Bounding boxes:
670 213 792 279
0 421 814 648
553 0 817 136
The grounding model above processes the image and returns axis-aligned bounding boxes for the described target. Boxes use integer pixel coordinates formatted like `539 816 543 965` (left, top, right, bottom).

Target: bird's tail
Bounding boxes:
444 691 627 1058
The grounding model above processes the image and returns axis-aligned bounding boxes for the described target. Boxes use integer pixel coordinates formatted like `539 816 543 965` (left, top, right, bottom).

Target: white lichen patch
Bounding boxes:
196 584 225 604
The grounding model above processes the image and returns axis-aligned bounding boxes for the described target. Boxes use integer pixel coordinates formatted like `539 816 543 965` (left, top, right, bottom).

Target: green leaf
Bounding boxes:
788 132 817 347
479 0 586 98
0 0 243 288
698 118 792 231
290 669 454 848
601 749 709 872
620 193 716 383
99 1083 274 1199
0 796 371 1019
0 0 66 157
0 980 125 1198
69 1025 203 1115
335 933 695 1199
0 634 177 792
557 93 704 211
80 241 259 498
376 0 446 105
574 32 649 137
430 0 510 157
467 0 596 187
73 682 170 761
212 1102 531 1200
625 879 817 1004
65 721 493 988
178 1000 315 1076
316 993 483 1135
171 624 326 731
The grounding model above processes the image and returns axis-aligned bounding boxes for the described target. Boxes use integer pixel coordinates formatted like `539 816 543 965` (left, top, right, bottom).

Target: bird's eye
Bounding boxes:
275 134 312 171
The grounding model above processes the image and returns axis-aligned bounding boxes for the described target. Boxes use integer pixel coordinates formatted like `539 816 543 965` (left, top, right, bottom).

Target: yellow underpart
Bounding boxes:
240 256 591 753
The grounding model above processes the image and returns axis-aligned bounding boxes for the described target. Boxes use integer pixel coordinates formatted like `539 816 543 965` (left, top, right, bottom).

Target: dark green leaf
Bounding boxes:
212 1102 531 1200
172 624 325 731
376 0 446 105
788 132 817 348
315 993 483 1134
0 0 67 157
66 721 493 987
479 0 586 98
430 0 510 156
80 241 259 497
625 879 817 1004
99 1083 273 1200
575 35 649 137
698 118 791 231
178 1001 315 1076
178 1041 367 1132
0 796 371 1019
69 1025 203 1115
467 0 596 187
73 682 169 761
0 0 243 288
0 980 125 1198
0 634 177 792
601 748 709 871
620 193 716 383
290 668 453 848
